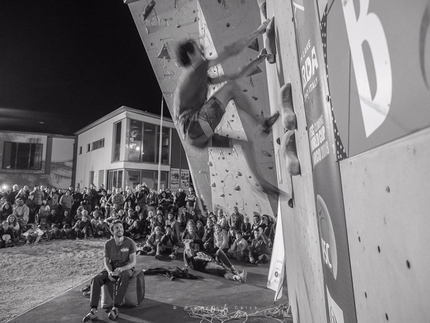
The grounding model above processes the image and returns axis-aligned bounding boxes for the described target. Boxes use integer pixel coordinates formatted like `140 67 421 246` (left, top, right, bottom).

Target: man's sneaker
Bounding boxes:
80 285 91 293
239 270 247 283
168 253 176 260
82 308 97 322
262 111 280 134
232 270 247 283
231 266 239 275
108 307 119 320
83 291 90 298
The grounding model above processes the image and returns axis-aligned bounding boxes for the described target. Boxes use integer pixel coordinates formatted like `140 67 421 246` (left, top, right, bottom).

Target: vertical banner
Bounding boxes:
170 168 180 190
291 1 357 323
180 169 190 189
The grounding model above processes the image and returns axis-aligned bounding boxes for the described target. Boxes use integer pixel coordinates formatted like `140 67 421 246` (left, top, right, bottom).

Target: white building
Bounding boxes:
74 106 189 191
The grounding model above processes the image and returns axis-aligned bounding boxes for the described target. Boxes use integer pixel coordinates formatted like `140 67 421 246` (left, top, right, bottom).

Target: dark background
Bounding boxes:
0 0 166 136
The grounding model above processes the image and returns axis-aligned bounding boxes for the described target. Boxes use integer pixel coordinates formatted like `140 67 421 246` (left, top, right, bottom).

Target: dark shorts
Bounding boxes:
179 97 224 147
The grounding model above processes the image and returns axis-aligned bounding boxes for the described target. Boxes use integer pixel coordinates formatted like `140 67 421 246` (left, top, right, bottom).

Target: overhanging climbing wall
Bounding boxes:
126 0 278 216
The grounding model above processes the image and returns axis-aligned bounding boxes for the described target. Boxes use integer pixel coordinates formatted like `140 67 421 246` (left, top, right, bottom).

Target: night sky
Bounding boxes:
0 0 166 136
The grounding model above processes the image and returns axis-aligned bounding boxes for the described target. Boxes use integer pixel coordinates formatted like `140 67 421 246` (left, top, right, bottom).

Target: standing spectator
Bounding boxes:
6 184 19 205
108 188 125 212
134 184 148 213
12 198 29 228
31 185 44 213
261 214 275 244
59 190 73 215
241 217 252 242
229 206 244 231
37 200 51 225
15 185 30 203
49 187 60 213
25 194 37 224
123 187 136 211
174 188 187 218
146 189 158 215
185 187 196 214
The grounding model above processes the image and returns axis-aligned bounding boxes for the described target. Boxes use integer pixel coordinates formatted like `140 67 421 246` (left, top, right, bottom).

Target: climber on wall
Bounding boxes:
174 19 282 198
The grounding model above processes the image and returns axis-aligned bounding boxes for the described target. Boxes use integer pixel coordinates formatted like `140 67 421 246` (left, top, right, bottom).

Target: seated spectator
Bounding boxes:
248 227 272 264
227 227 237 247
139 225 163 256
228 231 249 262
155 226 180 260
1 221 14 247
262 214 275 244
241 217 252 242
93 217 110 239
23 222 44 244
6 214 20 242
202 219 215 253
251 214 262 232
183 239 246 283
0 201 13 223
165 212 181 241
73 212 93 239
213 223 229 253
125 219 142 240
38 217 52 240
195 220 205 240
216 210 229 232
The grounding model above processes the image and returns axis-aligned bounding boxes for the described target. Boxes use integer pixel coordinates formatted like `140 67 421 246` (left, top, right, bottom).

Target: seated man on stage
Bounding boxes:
174 18 282 198
183 239 246 283
83 219 136 322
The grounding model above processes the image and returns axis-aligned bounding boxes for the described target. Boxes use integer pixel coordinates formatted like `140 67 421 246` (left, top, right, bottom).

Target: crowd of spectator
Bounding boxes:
0 183 276 265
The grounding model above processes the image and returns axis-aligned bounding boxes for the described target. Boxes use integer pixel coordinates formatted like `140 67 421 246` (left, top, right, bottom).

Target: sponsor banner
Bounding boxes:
170 168 180 190
327 0 430 156
291 0 357 322
180 169 190 189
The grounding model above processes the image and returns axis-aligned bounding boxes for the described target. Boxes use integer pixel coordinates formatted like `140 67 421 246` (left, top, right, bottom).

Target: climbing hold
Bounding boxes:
262 150 272 157
212 183 216 187
208 161 213 167
142 0 156 21
220 194 225 197
157 43 171 60
252 96 258 100
276 137 281 145
225 169 229 172
279 83 297 130
288 198 294 208
247 38 260 52
237 171 242 176
281 130 301 176
265 17 276 64
246 66 263 77
234 185 241 191
258 1 267 19
226 23 230 27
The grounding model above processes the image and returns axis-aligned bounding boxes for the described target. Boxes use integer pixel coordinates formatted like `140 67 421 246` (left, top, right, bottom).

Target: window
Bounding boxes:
92 138 105 151
87 144 90 152
126 118 171 164
79 146 82 155
2 142 43 170
107 170 123 190
113 121 122 162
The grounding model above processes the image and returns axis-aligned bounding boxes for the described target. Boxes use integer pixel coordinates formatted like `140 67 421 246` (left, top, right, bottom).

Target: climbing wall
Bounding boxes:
341 127 430 323
126 0 278 216
262 0 328 322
